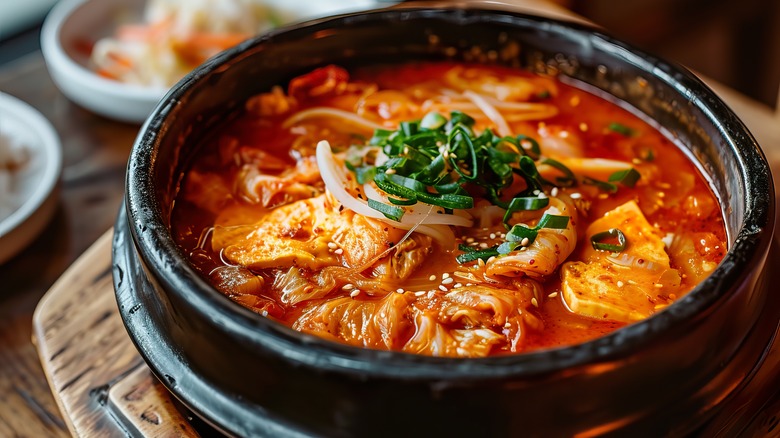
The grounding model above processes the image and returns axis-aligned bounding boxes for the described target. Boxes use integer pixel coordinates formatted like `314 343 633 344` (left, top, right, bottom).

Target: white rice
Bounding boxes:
0 133 30 221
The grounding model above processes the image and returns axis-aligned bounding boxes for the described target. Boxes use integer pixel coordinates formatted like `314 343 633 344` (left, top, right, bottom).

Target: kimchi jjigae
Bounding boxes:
171 63 727 357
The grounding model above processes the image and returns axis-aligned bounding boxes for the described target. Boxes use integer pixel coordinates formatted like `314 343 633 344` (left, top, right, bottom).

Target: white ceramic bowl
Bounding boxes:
0 93 62 264
40 0 392 124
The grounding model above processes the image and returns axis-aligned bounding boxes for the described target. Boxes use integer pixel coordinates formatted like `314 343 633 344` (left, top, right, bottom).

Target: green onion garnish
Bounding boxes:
421 112 447 130
590 228 627 252
499 213 570 250
608 168 641 188
541 158 576 187
582 177 618 193
455 247 500 264
367 198 405 221
502 196 549 225
537 213 570 229
608 122 635 137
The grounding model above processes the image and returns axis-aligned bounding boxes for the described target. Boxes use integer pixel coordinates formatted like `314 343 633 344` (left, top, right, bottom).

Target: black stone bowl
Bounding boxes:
113 4 776 437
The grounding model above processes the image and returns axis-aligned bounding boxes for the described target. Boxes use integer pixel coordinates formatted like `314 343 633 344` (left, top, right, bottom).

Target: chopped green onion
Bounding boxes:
497 241 520 254
449 111 475 128
400 121 419 137
506 224 538 243
387 196 417 206
367 198 405 222
369 128 394 145
456 247 499 264
504 213 569 246
353 166 377 185
516 135 541 159
541 158 576 187
537 214 570 230
458 243 476 253
608 168 641 188
416 191 474 209
608 122 635 137
516 156 545 194
590 228 627 252
582 177 618 193
421 112 447 130
502 197 549 224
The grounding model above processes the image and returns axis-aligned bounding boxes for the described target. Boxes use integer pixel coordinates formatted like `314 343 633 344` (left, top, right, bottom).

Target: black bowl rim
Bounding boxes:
124 6 775 381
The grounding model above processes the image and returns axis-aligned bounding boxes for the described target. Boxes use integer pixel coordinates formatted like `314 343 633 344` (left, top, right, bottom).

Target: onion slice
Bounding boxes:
284 107 387 132
463 90 511 137
316 140 461 248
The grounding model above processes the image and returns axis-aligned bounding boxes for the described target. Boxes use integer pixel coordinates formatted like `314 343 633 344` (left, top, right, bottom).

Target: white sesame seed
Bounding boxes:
548 292 558 298
441 277 454 285
466 283 474 287
327 242 338 249
415 291 426 297
438 285 448 292
466 237 475 243
570 193 582 199
487 256 496 263
385 168 397 175
551 187 559 197
396 288 405 293
479 242 488 249
442 273 450 279
520 237 530 247
500 233 506 239
617 281 624 288
531 297 539 307
343 283 355 290
454 283 463 288
334 248 344 255
533 190 540 195
429 274 437 281
350 290 361 297
428 291 436 299
655 283 664 288
489 233 496 239
537 192 548 199
261 310 269 317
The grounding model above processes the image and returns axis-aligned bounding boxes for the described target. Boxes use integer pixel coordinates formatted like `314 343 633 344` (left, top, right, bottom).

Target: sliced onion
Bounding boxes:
284 107 387 131
317 140 459 248
317 140 383 219
362 182 473 227
463 90 511 137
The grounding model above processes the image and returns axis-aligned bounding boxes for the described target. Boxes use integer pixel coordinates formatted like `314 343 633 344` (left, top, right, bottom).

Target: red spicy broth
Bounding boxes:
170 62 727 357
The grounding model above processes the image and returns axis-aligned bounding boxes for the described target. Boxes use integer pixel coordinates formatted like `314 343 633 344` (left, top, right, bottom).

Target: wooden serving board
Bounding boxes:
32 229 204 437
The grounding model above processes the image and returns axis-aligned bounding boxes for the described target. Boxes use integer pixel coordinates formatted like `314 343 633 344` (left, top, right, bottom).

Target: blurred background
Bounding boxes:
1 0 779 107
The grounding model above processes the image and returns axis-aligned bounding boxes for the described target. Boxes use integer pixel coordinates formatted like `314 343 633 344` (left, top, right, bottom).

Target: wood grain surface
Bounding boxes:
33 231 200 437
0 54 137 437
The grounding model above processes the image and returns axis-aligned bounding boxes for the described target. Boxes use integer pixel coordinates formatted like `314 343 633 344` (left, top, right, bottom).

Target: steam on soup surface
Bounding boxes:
170 62 726 357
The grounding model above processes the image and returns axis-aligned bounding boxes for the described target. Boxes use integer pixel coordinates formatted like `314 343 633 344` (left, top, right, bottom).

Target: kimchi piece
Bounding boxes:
171 62 727 357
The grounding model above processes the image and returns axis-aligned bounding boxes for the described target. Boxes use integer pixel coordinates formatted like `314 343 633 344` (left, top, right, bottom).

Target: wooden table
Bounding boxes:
0 53 137 437
1 28 780 438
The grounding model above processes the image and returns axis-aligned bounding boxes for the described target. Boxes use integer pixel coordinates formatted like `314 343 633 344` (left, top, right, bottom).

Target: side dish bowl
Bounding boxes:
41 0 394 123
0 93 61 264
113 4 776 436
